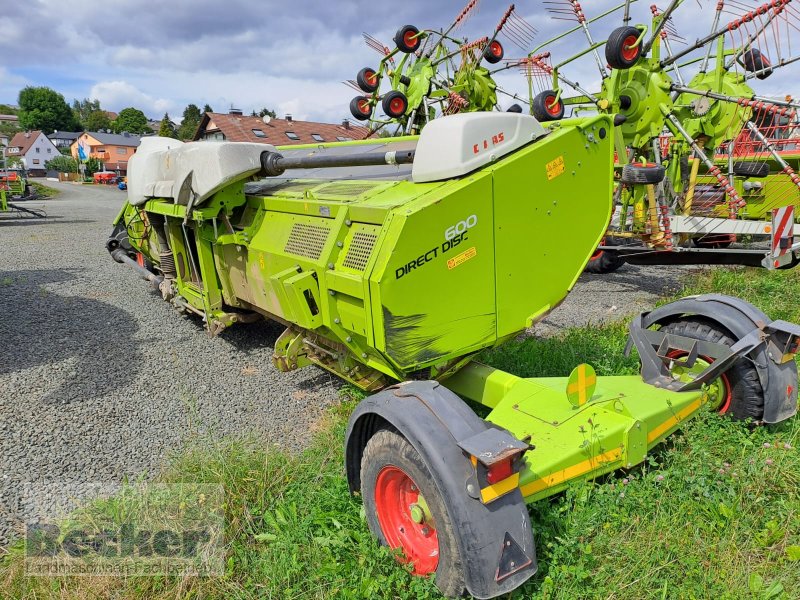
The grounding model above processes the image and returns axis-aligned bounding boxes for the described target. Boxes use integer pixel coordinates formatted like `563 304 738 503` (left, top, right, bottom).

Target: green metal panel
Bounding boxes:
490 116 614 337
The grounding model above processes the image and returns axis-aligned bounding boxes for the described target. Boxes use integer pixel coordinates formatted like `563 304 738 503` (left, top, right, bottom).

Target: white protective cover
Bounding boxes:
411 112 547 183
127 137 275 206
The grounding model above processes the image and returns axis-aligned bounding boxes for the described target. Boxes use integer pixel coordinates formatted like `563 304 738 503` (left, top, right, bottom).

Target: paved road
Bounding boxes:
0 180 692 548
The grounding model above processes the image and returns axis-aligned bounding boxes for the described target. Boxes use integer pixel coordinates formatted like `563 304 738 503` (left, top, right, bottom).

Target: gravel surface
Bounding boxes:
0 181 694 548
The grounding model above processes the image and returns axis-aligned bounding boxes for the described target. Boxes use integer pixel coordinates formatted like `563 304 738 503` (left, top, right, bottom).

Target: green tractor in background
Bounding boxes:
108 106 800 597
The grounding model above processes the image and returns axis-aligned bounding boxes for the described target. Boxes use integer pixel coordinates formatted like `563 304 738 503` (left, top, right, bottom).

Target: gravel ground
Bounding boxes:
0 181 693 548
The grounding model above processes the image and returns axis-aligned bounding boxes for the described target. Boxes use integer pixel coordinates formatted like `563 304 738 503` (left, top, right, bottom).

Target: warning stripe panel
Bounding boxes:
772 206 795 258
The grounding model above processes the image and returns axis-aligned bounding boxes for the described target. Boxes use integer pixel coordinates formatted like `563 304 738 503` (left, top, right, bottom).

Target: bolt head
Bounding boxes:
334 318 340 324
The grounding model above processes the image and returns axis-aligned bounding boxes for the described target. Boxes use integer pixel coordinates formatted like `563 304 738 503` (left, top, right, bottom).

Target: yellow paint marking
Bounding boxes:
520 447 623 497
546 156 565 180
480 472 520 503
646 398 705 444
447 247 477 270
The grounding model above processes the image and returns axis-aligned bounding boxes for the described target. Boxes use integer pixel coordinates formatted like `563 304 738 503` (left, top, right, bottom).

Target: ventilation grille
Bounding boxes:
342 231 378 271
315 182 382 197
284 223 330 259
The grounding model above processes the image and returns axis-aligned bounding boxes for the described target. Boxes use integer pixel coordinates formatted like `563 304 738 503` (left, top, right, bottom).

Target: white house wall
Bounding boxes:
21 133 60 170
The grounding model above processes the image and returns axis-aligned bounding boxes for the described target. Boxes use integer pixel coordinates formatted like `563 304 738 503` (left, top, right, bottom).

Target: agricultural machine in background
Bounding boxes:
108 107 800 596
0 159 45 219
351 0 800 273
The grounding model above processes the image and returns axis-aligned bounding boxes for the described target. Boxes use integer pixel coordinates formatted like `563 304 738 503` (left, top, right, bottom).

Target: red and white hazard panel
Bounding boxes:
771 206 795 259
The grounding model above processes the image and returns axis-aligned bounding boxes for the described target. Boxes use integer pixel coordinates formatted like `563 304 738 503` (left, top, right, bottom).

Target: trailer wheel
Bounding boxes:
350 96 373 121
382 91 409 118
660 318 764 420
356 67 380 93
606 26 643 69
394 25 421 53
740 48 773 80
532 90 564 122
585 245 625 274
361 429 466 597
732 161 769 178
483 40 504 64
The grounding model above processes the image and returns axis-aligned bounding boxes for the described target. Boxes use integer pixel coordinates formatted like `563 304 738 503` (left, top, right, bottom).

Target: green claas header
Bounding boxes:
108 112 800 598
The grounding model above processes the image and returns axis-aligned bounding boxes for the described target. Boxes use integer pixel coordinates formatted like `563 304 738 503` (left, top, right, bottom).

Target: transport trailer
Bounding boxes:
108 112 800 598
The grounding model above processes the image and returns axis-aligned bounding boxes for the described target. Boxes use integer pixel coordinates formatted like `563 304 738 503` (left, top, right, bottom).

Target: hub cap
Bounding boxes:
374 465 439 575
667 351 733 413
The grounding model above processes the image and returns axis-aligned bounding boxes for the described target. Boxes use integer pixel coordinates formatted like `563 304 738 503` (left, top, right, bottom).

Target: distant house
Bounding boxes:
0 114 19 126
0 134 8 147
5 130 60 175
70 131 141 174
48 131 82 149
192 111 368 145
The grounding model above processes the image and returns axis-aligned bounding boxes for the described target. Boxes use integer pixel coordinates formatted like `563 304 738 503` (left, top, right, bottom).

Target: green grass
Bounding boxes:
2 267 800 599
30 181 59 198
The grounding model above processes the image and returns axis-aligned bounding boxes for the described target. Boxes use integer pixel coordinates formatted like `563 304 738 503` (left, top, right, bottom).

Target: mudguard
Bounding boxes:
345 381 537 599
632 294 800 423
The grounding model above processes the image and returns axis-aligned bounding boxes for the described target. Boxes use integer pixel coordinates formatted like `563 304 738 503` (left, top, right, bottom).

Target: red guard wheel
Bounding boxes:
356 67 380 93
483 40 504 64
532 90 565 122
361 429 466 596
606 26 643 69
349 96 373 121
382 91 409 119
394 25 421 53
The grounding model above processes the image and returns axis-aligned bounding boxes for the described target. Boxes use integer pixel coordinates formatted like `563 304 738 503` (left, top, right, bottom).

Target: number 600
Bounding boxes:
445 214 478 241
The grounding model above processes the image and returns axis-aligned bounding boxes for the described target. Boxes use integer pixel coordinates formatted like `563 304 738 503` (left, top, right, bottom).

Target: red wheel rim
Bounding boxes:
389 97 406 116
374 465 439 575
666 350 733 414
545 95 561 116
358 99 371 115
365 70 377 85
489 41 503 57
403 30 418 48
621 34 640 62
590 249 604 261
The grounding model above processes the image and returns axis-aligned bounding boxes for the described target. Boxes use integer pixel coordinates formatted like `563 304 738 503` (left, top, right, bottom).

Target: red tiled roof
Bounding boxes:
194 112 369 145
8 131 42 155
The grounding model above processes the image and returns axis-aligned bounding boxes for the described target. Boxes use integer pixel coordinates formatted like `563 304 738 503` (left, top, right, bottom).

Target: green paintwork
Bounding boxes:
114 112 729 502
444 362 707 503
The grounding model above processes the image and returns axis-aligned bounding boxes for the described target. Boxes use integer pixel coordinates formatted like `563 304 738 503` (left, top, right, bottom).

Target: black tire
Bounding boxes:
361 429 466 598
483 40 504 64
532 90 564 122
740 48 773 80
394 25 421 53
506 103 523 113
732 160 769 178
349 96 372 121
382 91 409 119
585 243 625 274
660 318 764 420
356 67 380 93
621 162 665 185
606 26 643 69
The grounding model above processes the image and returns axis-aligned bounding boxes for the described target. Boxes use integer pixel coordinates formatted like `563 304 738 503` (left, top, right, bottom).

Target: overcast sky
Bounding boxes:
1 0 797 123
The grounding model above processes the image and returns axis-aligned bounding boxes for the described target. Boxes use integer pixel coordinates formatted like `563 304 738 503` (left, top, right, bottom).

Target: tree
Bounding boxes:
18 86 79 133
84 110 112 132
177 103 202 140
112 107 151 134
45 155 78 173
84 156 102 177
0 104 18 115
255 107 277 118
158 113 178 138
72 98 101 127
202 104 213 114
